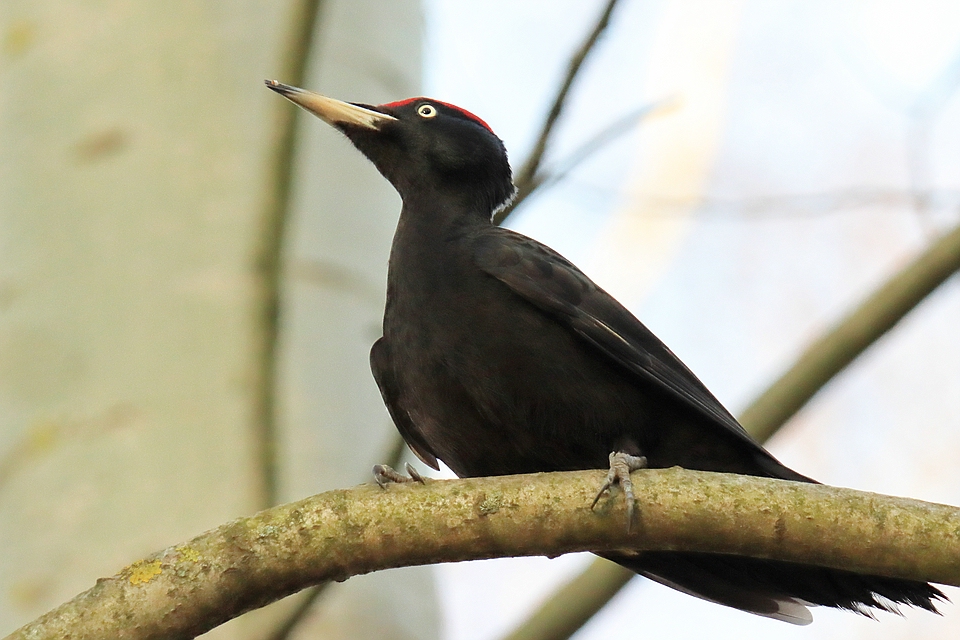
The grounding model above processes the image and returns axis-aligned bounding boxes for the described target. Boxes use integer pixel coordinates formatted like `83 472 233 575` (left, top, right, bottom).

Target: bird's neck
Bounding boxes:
397 186 494 240
384 189 490 310
393 166 514 226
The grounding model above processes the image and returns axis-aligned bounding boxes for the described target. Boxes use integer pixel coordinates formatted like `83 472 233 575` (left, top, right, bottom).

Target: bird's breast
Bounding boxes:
382 252 652 476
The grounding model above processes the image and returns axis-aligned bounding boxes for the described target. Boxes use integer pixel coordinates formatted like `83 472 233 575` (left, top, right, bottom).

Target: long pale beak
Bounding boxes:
265 80 397 130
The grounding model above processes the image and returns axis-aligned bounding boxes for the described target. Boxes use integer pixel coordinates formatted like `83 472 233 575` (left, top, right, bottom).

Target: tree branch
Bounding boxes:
494 0 624 225
542 99 675 184
7 469 960 640
501 559 632 640
739 220 960 441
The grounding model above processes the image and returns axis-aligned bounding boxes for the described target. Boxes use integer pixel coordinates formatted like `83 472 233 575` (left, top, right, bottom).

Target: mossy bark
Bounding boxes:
8 468 960 639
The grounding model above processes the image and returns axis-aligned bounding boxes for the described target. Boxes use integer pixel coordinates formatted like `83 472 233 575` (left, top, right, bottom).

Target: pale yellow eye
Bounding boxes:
417 104 437 118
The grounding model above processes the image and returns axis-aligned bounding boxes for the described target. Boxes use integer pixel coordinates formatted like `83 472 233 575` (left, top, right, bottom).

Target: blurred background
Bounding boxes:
1 1 959 639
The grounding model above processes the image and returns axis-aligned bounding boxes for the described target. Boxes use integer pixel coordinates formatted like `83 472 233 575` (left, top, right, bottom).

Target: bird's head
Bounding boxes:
266 80 515 217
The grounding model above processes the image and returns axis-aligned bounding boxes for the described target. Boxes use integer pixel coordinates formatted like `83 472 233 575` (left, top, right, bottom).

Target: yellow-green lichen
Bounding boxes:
476 492 502 516
177 546 201 563
127 560 162 585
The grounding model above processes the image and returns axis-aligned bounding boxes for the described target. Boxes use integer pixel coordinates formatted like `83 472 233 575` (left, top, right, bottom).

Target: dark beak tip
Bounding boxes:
264 79 292 95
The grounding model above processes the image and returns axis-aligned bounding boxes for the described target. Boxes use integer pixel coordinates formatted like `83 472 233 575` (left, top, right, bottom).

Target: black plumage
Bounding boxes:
266 80 945 624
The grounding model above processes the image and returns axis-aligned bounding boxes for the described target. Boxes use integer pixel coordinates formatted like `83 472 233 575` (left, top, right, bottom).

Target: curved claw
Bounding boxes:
373 462 426 488
591 452 647 531
405 462 425 483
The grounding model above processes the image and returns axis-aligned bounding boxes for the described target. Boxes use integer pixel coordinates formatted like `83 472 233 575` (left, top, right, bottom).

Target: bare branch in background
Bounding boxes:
253 0 326 509
498 187 960 220
502 99 676 217
501 560 632 640
9 468 960 640
496 0 624 225
263 583 332 640
500 219 960 640
740 220 960 441
540 99 675 188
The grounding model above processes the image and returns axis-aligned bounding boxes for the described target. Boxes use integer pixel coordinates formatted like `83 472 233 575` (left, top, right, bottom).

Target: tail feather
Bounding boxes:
608 551 946 623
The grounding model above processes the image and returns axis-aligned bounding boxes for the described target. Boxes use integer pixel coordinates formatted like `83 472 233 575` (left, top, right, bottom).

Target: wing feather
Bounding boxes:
471 228 759 447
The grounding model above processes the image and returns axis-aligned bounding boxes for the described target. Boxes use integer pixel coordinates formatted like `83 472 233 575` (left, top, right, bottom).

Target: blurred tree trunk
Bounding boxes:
271 1 439 638
0 1 434 638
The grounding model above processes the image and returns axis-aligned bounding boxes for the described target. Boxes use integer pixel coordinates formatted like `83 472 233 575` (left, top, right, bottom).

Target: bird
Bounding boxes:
265 79 946 625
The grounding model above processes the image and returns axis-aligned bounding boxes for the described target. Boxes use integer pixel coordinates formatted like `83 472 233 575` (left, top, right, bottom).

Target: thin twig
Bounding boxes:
610 186 960 219
531 98 676 198
495 0 624 225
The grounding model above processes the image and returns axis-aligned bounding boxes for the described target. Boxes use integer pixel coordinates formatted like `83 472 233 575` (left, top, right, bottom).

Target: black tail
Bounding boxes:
607 551 946 624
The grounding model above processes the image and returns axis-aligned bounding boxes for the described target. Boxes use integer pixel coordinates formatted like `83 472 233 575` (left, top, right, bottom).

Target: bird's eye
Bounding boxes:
417 104 437 118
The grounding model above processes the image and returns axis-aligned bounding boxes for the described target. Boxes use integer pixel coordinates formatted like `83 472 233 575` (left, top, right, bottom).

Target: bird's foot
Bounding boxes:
591 452 647 531
373 462 425 488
